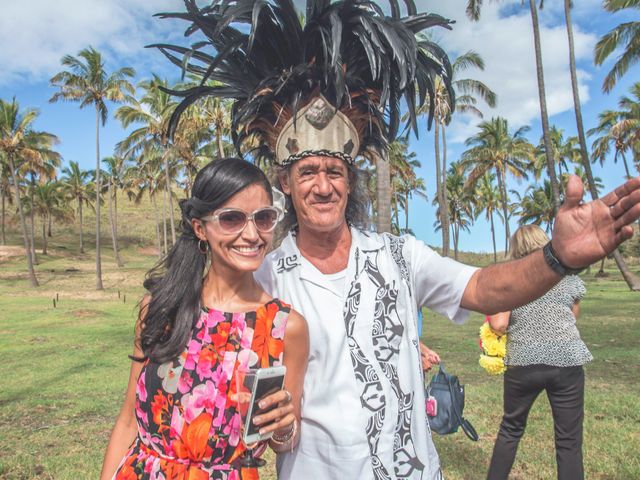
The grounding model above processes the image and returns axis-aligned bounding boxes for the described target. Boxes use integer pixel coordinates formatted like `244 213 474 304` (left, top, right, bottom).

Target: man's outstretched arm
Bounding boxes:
461 175 640 314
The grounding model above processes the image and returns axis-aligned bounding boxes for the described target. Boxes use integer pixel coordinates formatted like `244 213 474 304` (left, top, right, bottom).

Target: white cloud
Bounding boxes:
417 0 598 143
0 0 185 86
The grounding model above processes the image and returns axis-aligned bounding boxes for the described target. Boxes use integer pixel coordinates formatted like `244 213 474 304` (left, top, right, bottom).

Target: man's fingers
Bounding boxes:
613 196 640 228
562 175 584 209
600 176 640 209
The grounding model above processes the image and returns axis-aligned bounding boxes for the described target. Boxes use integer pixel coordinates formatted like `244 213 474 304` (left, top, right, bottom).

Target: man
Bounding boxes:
255 149 639 479
158 1 640 478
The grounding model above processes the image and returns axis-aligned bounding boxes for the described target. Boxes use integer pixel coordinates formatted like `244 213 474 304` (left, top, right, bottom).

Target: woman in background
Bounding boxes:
487 224 592 480
100 158 309 480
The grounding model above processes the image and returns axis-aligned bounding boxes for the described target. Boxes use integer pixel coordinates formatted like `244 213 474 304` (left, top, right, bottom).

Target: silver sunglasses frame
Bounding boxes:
199 206 282 233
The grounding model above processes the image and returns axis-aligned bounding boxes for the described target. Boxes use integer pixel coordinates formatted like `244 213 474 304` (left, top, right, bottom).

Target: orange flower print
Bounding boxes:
114 454 137 480
252 303 285 368
151 392 170 426
172 413 214 462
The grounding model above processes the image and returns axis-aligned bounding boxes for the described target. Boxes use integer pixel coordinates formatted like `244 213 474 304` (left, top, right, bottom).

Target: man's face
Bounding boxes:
280 155 350 234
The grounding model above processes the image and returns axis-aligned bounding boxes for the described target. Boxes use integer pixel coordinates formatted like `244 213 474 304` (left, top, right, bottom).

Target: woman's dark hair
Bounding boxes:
139 157 272 364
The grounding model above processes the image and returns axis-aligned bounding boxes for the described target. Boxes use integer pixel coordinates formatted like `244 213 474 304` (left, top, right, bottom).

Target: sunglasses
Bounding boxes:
200 206 281 234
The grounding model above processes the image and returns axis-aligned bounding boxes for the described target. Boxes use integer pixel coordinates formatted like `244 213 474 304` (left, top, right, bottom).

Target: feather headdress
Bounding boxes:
153 0 455 165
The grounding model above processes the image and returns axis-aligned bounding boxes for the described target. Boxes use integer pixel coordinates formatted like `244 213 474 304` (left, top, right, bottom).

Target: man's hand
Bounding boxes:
551 175 640 269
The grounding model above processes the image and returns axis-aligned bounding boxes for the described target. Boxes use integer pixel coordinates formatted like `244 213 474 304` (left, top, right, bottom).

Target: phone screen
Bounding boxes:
245 373 285 438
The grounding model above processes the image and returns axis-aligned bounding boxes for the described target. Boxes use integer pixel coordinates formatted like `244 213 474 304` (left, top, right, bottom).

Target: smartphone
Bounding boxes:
243 365 287 444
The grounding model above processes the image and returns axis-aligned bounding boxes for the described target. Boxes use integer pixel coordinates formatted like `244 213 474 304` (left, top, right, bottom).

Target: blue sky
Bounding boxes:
0 0 638 253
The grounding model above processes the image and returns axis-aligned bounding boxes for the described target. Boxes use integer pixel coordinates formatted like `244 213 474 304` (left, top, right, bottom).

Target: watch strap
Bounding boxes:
542 241 585 276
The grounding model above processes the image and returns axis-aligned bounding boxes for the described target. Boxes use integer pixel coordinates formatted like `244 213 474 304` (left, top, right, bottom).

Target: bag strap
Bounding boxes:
446 374 479 442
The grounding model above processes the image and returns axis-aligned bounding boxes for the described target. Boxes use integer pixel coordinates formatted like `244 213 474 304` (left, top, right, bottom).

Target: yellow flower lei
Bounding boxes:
479 322 507 375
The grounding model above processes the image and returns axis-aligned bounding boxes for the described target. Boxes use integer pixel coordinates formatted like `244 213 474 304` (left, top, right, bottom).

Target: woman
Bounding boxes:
100 158 309 480
486 225 592 480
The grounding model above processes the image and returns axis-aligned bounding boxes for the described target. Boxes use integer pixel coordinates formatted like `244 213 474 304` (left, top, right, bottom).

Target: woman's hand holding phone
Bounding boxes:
251 387 295 438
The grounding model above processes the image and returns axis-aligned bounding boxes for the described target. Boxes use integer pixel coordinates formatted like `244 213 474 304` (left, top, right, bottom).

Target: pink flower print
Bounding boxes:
237 348 259 370
137 371 147 403
226 412 242 447
220 351 237 381
271 310 288 339
196 347 216 380
196 324 212 344
177 369 193 394
169 405 184 438
184 339 201 370
135 399 149 427
228 470 240 480
240 325 254 350
205 309 226 329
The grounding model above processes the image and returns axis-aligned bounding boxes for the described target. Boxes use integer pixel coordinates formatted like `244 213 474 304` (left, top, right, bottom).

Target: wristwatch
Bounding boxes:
542 241 585 276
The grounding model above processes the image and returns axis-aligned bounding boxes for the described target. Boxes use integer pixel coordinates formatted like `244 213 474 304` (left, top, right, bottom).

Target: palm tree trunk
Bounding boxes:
163 152 177 246
7 154 38 287
216 127 225 158
78 197 84 254
434 120 446 255
441 125 451 255
162 183 169 255
529 0 561 212
619 150 631 179
1 188 6 245
151 193 162 259
371 149 391 233
564 0 640 291
29 174 37 265
41 215 48 255
95 107 104 290
108 178 123 267
496 168 510 255
490 210 497 263
404 191 409 232
48 214 52 237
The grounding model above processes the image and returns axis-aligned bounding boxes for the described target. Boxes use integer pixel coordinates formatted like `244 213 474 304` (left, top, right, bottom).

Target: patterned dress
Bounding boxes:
113 299 290 480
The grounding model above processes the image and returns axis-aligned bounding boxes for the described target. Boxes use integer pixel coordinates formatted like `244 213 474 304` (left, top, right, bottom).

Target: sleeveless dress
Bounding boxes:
113 298 290 480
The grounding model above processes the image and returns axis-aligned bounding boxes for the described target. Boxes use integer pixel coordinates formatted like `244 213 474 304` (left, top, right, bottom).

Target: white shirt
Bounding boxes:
255 228 478 480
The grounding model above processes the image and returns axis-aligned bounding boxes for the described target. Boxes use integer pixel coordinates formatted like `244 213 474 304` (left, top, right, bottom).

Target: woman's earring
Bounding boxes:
198 239 209 254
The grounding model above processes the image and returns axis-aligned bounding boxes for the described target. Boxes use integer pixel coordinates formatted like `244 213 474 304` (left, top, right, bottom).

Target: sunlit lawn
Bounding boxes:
0 232 638 479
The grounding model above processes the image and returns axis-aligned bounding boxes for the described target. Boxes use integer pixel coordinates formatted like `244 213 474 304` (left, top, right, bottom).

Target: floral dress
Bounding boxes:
113 299 290 480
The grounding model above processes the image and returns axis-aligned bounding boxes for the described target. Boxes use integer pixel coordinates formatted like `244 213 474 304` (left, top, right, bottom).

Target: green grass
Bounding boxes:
0 220 639 479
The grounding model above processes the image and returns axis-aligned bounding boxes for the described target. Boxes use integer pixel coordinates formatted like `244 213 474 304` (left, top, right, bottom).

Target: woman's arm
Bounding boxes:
572 301 581 319
488 311 511 335
99 298 148 480
253 309 309 452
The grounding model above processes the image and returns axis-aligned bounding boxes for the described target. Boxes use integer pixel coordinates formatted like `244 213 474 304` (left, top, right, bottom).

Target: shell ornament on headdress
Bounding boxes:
153 0 455 166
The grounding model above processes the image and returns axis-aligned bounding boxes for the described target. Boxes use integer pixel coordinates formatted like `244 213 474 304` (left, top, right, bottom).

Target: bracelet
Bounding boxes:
542 241 585 276
271 419 298 446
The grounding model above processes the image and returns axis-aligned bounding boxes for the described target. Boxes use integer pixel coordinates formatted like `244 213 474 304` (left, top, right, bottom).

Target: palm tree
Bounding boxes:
31 182 70 255
126 152 166 257
563 0 600 202
18 141 60 264
466 0 561 211
0 99 60 287
1 152 13 245
102 155 129 267
474 171 503 263
462 117 534 253
415 49 497 255
514 180 556 232
60 161 94 254
388 139 424 234
589 84 640 180
50 46 135 290
442 161 474 260
594 0 640 93
116 76 180 244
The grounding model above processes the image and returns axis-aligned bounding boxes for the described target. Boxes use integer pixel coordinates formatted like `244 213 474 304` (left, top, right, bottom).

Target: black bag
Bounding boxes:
425 363 478 441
